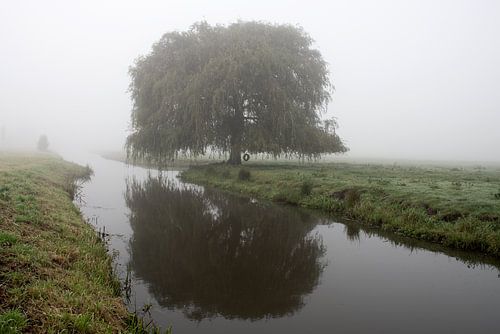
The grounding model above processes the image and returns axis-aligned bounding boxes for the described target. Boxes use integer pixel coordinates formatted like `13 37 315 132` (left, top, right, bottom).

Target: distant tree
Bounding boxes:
37 135 49 151
127 21 347 165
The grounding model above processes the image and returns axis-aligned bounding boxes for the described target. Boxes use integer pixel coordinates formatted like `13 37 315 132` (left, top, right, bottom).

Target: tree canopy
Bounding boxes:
127 21 347 165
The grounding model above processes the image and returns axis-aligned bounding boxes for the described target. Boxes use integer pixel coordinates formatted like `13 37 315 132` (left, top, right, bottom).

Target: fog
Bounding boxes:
1 0 499 162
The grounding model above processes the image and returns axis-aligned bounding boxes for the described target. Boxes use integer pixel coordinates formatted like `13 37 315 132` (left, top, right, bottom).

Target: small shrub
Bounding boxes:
494 192 500 199
238 168 251 181
345 189 361 208
300 179 314 196
36 134 49 151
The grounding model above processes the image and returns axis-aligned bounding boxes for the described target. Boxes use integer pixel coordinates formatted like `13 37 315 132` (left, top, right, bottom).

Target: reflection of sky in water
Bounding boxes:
64 152 500 334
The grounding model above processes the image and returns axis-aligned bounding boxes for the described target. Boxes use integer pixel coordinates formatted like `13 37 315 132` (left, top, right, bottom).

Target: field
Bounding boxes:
0 152 129 333
181 161 500 256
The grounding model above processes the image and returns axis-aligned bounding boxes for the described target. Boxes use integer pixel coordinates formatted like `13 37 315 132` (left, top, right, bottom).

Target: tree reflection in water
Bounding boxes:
125 176 326 321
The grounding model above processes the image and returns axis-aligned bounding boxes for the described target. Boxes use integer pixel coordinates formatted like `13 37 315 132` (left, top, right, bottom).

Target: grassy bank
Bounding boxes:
181 161 500 256
0 152 129 333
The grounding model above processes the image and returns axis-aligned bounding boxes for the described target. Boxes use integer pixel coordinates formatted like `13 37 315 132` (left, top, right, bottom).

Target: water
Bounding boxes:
65 153 500 333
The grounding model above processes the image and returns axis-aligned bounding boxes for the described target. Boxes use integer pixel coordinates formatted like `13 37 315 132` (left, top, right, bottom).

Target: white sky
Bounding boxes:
1 0 499 161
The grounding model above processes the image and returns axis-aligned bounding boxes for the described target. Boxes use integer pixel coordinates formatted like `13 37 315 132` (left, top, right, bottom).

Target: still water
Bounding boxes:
65 153 500 333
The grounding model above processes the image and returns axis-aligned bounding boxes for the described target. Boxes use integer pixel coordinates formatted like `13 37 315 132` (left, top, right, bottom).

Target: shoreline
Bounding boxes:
180 162 500 257
0 152 164 333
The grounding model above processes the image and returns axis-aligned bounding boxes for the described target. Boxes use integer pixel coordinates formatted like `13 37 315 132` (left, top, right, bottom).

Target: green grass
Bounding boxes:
181 161 500 256
0 152 130 333
0 309 27 334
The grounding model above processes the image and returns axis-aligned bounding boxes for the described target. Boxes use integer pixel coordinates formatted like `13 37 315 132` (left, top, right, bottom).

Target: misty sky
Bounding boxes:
1 0 499 161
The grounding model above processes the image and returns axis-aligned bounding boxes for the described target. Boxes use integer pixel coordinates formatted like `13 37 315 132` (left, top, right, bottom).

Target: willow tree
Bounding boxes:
127 21 347 165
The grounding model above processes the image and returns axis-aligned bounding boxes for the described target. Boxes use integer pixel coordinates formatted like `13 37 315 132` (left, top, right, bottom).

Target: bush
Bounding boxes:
300 179 314 196
345 189 361 208
238 168 251 181
37 135 49 151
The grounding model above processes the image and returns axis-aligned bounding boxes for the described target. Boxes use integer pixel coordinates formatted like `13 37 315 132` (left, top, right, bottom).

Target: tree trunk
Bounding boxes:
228 136 242 165
227 105 244 165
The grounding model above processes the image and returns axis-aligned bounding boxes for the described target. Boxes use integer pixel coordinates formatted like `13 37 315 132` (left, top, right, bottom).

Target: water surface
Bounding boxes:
66 153 500 333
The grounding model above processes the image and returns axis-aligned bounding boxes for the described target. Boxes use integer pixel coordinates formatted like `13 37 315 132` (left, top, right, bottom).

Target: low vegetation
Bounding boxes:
0 152 166 333
182 161 500 256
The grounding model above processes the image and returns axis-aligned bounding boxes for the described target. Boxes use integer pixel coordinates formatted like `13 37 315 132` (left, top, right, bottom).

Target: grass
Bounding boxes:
0 309 27 334
181 161 500 256
0 152 171 333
